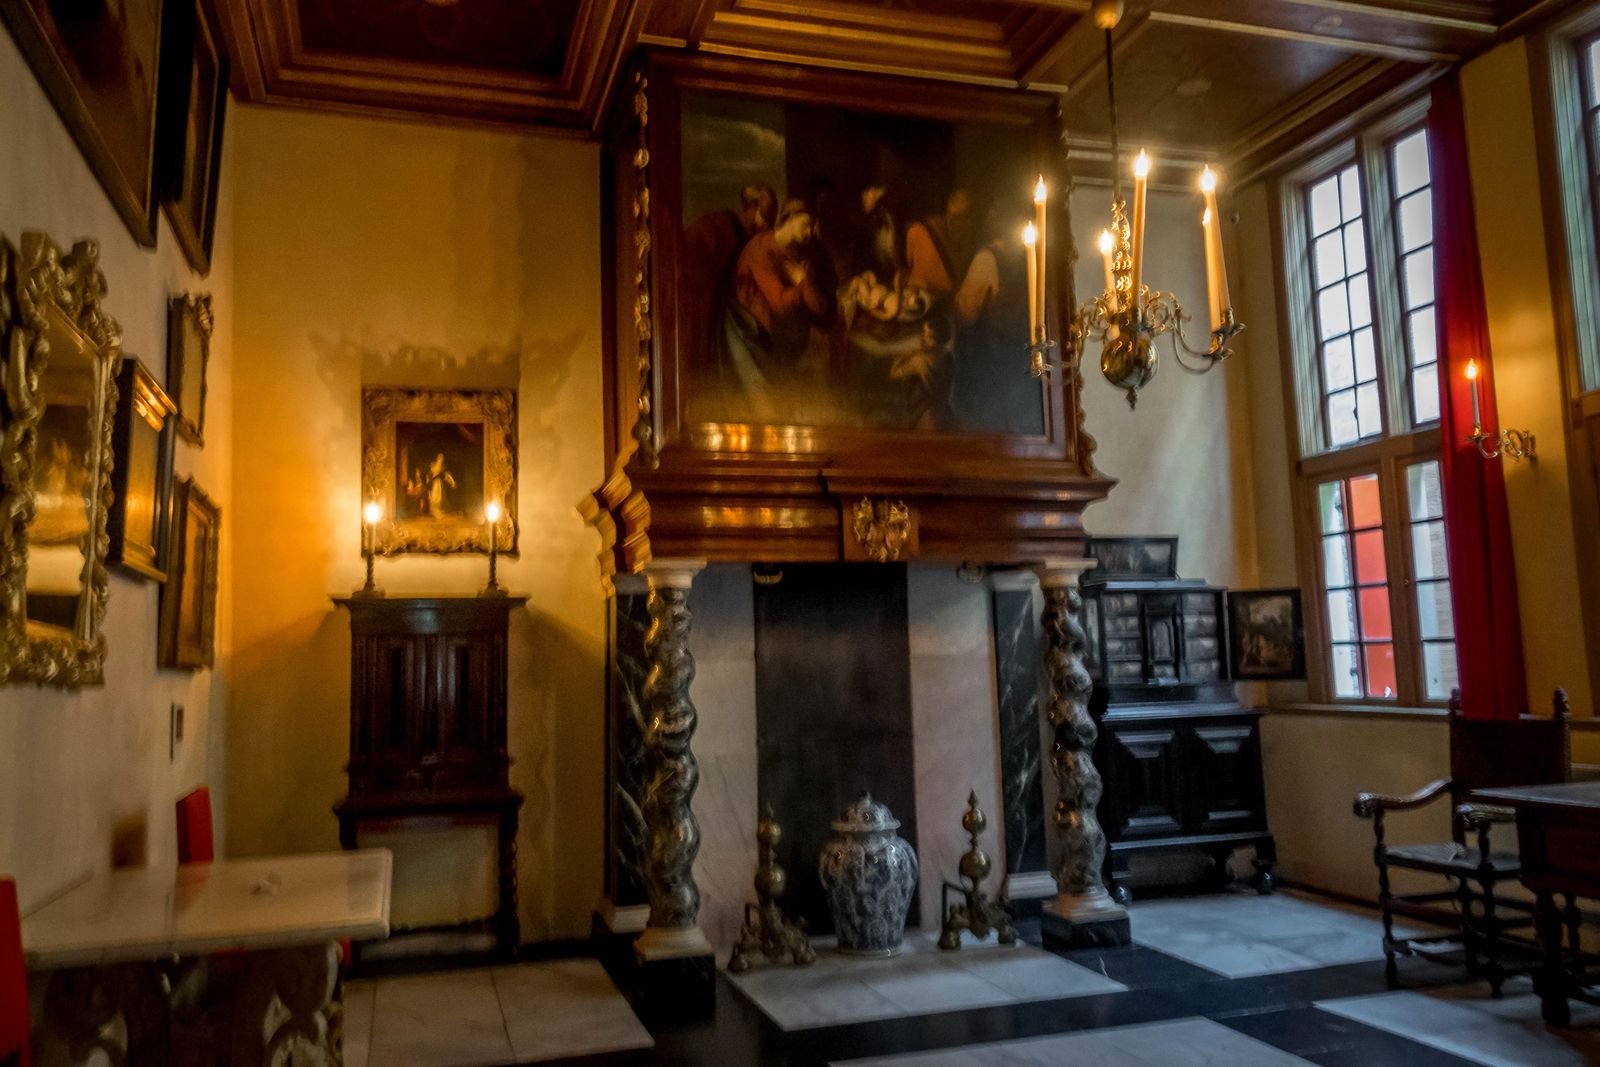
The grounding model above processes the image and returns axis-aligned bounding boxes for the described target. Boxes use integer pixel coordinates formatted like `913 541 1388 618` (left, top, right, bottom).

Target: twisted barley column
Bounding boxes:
1040 578 1108 898
641 573 702 933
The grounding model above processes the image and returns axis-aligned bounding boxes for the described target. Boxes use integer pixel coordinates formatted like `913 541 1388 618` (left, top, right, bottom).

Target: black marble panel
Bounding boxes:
753 564 918 936
992 587 1046 875
609 590 650 907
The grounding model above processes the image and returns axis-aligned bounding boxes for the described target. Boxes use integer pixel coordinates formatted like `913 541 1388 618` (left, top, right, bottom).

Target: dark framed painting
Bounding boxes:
361 388 518 555
158 0 227 275
159 477 218 669
167 293 211 444
0 0 166 246
1086 536 1179 580
1227 589 1307 681
107 357 176 581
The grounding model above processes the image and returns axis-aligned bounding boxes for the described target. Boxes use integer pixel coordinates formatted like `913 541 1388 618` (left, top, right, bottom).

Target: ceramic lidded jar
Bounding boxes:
818 793 919 956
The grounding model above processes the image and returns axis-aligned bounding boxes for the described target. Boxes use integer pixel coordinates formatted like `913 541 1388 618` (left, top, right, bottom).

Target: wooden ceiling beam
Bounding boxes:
1146 10 1458 63
1023 4 1152 94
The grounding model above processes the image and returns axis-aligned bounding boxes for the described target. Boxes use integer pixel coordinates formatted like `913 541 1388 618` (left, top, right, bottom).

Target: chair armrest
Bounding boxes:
1354 778 1452 818
1456 803 1516 833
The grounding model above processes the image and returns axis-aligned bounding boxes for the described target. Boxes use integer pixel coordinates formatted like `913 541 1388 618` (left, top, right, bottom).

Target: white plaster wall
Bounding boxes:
0 28 234 913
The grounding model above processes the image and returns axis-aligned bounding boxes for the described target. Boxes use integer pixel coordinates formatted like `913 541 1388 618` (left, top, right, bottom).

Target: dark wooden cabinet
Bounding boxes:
333 595 524 957
1080 545 1274 900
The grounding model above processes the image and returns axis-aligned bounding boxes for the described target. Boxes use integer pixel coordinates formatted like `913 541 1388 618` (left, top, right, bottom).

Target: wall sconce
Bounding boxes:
355 501 385 598
1464 359 1535 461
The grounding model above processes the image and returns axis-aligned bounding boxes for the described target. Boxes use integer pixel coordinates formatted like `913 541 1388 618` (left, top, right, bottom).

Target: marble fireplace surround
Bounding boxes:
610 563 1051 962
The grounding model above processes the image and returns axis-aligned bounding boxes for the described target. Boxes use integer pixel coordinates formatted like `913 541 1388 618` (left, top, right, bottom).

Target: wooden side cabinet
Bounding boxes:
333 595 525 958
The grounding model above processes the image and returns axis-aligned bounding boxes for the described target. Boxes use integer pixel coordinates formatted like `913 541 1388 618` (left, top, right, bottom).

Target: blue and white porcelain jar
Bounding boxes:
818 793 919 957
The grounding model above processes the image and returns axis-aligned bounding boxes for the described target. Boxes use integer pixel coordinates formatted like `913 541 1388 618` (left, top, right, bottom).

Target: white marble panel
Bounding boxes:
686 564 760 962
366 968 513 1067
1130 888 1438 978
729 930 1122 1030
834 1016 1312 1066
1318 979 1600 1067
494 958 654 1061
907 566 1006 931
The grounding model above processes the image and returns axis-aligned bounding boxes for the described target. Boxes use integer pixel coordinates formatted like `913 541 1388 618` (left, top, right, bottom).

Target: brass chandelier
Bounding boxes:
1069 0 1245 407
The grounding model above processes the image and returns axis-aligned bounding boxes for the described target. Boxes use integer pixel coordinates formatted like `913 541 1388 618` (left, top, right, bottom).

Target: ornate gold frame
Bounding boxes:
167 294 213 446
0 232 123 687
361 388 518 555
159 477 220 669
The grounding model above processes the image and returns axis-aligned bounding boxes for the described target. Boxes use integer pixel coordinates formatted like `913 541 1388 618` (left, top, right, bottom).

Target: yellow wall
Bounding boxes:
0 28 234 911
1461 40 1596 716
226 106 608 941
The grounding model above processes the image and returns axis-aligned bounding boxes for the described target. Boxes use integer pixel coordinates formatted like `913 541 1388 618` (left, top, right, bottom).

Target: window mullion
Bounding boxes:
1360 135 1411 438
1377 454 1422 705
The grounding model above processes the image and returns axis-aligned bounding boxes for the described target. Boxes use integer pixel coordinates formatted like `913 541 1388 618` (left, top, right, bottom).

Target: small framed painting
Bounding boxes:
361 388 518 555
107 358 177 580
159 477 219 669
167 293 212 445
159 0 229 275
1227 589 1307 681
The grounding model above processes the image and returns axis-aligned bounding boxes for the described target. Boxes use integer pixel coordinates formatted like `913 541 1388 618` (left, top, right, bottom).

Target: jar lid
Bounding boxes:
832 792 900 833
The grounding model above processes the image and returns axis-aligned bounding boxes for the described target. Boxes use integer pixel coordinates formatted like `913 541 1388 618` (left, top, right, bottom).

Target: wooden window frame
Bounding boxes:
1274 96 1452 708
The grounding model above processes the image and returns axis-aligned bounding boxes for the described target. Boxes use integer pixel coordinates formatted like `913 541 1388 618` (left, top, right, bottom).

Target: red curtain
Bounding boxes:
1429 72 1527 719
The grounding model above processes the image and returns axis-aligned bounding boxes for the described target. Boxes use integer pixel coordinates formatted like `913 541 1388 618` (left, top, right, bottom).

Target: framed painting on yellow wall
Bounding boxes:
157 0 227 275
0 0 166 246
159 476 218 669
361 387 519 556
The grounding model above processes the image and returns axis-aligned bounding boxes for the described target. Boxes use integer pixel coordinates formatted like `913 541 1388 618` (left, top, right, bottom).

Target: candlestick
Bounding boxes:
1465 358 1482 430
1130 150 1150 305
1199 167 1229 332
1023 223 1039 342
482 500 507 597
1034 175 1048 334
1202 208 1221 332
1098 229 1117 312
356 501 384 598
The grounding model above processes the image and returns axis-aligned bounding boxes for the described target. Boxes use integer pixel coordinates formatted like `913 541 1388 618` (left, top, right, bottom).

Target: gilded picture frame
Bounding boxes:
167 293 211 445
158 0 228 275
158 476 219 669
361 388 519 555
0 231 123 688
107 357 177 581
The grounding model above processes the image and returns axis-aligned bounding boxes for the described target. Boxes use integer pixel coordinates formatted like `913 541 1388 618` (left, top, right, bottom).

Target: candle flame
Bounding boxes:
1465 359 1479 381
1098 229 1114 254
1134 150 1151 178
1023 222 1037 246
1034 175 1048 204
1200 165 1217 194
485 501 502 523
363 501 381 525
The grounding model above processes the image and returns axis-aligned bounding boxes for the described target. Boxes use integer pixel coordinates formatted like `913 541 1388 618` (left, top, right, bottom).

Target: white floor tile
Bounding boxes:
1318 979 1600 1067
367 968 514 1067
729 930 1123 1030
494 958 653 1062
341 978 376 1067
833 1016 1313 1066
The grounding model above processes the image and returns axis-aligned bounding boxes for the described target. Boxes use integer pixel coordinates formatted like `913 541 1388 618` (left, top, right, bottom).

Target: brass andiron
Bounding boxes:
728 805 815 973
939 792 1017 950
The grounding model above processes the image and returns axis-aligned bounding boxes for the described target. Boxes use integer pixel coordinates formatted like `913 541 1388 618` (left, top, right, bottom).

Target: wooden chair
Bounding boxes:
1354 688 1572 994
1 878 30 1067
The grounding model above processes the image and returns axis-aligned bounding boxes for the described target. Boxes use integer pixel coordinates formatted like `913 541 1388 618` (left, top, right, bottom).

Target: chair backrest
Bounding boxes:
175 787 215 865
0 878 30 1067
1449 688 1572 802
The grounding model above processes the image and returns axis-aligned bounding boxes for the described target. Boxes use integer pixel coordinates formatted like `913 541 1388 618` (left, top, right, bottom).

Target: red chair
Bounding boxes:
1 878 31 1067
176 787 216 865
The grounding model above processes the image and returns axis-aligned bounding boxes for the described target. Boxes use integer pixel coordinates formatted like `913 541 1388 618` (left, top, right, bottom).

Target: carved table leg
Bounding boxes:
1033 560 1129 949
224 943 343 1067
634 559 715 1018
40 963 170 1066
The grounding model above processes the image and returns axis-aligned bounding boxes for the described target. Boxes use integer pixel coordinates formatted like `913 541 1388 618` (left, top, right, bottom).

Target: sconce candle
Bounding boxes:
1200 167 1229 332
1023 223 1039 342
1130 150 1150 299
1465 358 1482 430
356 501 384 598
1033 175 1048 331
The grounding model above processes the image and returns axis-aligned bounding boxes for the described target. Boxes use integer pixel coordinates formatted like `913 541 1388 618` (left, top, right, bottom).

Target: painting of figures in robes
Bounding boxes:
677 91 1048 436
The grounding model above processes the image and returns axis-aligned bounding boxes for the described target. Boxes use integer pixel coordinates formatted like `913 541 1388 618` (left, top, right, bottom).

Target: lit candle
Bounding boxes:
1465 359 1482 430
1023 223 1039 342
1034 175 1048 332
485 500 502 553
1098 228 1117 311
1130 150 1150 304
363 501 381 554
1200 166 1229 331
